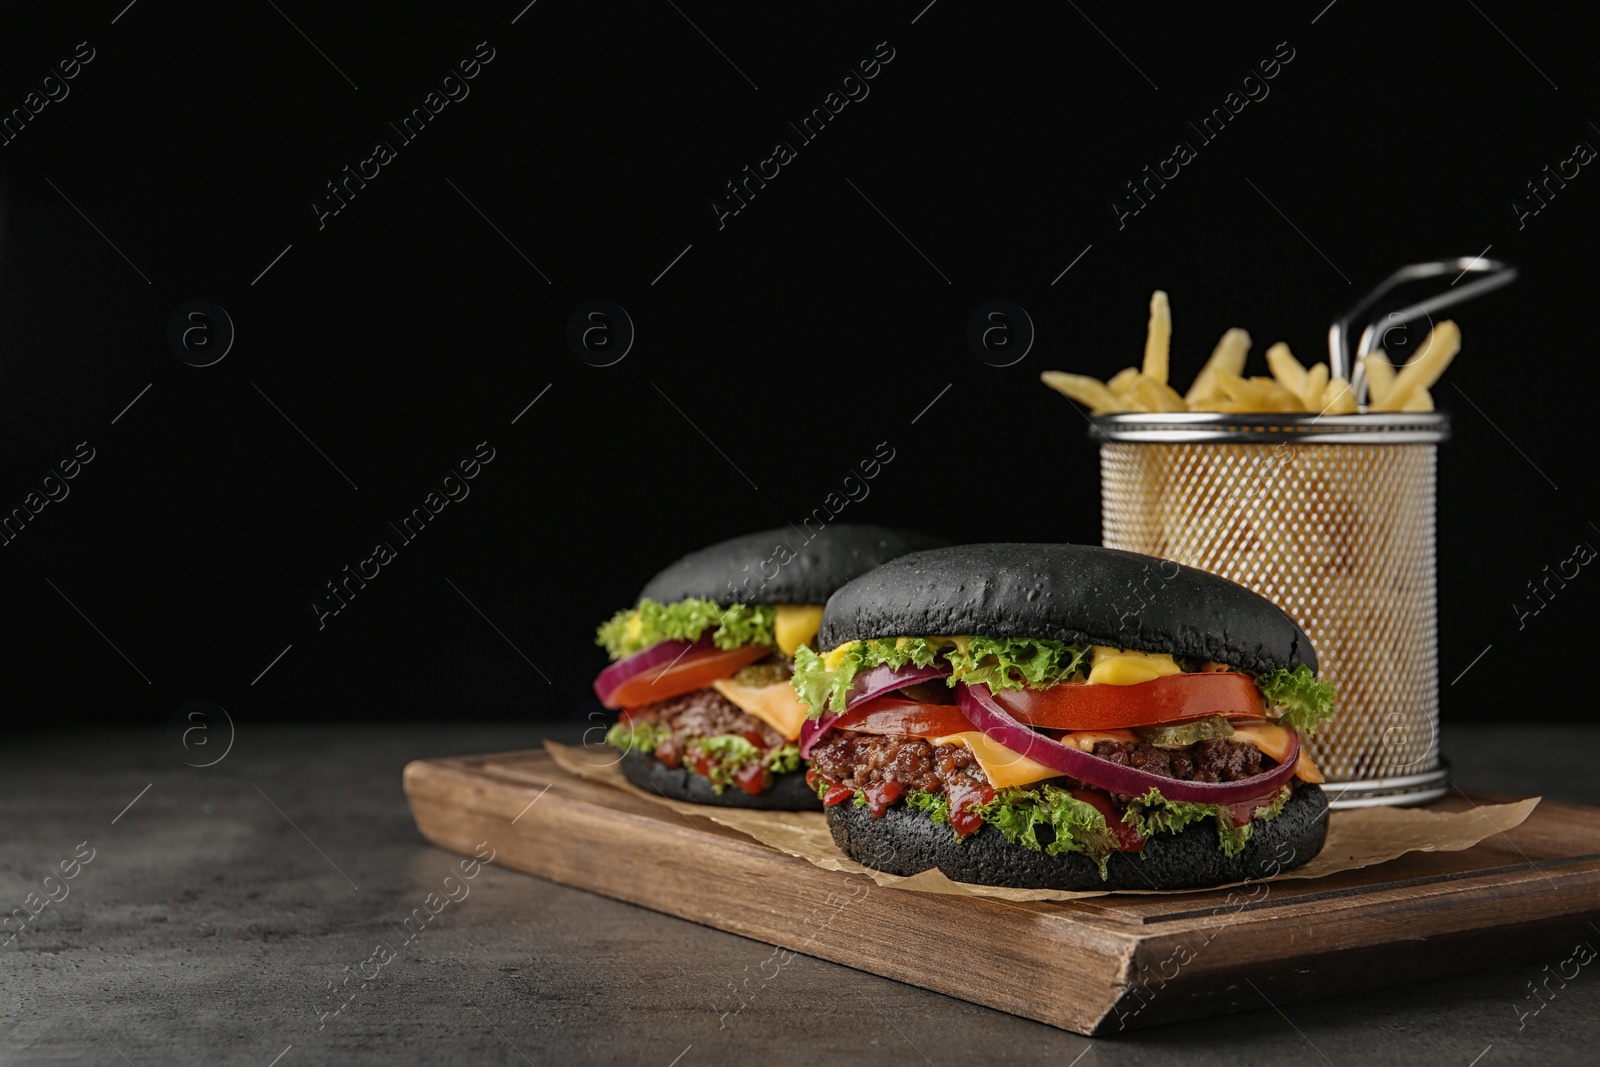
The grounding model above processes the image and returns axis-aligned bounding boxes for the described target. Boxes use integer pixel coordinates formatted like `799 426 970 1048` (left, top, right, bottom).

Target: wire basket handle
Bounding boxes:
1328 257 1516 408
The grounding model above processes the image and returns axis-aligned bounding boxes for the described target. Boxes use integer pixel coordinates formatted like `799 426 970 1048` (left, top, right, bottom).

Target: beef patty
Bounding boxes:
808 730 1273 798
627 687 784 750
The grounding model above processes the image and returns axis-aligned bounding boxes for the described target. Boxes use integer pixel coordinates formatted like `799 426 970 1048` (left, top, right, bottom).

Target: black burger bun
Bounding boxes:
619 751 823 811
638 525 948 608
818 542 1316 676
827 782 1328 891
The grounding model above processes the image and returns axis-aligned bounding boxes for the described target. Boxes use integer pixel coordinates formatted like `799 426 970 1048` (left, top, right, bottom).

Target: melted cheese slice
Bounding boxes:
711 678 809 741
1058 728 1142 751
774 605 824 657
1086 647 1183 686
1232 723 1325 783
929 732 1063 789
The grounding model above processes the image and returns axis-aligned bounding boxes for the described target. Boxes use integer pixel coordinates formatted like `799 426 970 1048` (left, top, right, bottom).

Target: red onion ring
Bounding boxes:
798 663 951 759
955 682 1300 806
845 663 950 711
798 714 841 760
592 637 714 707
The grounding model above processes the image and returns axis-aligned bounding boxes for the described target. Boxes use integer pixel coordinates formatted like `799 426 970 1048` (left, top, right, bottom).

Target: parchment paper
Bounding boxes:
544 741 1540 901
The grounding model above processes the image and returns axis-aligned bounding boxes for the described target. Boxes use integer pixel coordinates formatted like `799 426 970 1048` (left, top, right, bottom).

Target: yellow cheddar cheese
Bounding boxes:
929 731 1062 789
1058 728 1142 751
774 605 824 657
711 678 809 741
822 641 858 671
1086 646 1183 686
1232 723 1325 783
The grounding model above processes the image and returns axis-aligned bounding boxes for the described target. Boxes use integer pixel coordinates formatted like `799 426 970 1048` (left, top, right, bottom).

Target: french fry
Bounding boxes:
1361 350 1396 406
1255 376 1306 411
1300 362 1329 411
1040 371 1121 413
1132 373 1189 413
1215 370 1301 411
1037 290 1466 416
1186 328 1250 405
1372 321 1460 412
1400 385 1434 412
1212 368 1264 406
1319 376 1358 414
1143 290 1172 385
1107 366 1141 397
1265 343 1309 398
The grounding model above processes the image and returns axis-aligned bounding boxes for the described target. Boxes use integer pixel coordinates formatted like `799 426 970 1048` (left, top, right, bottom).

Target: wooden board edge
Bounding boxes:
403 757 1139 1034
1100 905 1600 1033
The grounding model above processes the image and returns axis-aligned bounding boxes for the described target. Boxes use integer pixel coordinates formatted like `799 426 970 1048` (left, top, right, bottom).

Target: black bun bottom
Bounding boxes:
619 751 823 811
827 783 1328 891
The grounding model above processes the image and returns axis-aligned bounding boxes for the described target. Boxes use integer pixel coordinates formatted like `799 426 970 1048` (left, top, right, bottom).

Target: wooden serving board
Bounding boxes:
403 749 1600 1035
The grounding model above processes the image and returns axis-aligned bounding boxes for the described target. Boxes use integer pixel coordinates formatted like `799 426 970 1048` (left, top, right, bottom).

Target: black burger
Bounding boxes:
791 543 1335 890
593 525 946 809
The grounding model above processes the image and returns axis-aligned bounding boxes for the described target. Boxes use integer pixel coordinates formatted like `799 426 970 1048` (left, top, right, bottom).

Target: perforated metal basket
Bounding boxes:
1092 412 1451 807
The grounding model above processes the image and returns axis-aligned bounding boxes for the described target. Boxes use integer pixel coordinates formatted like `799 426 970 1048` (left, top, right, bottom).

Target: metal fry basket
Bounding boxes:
1086 256 1514 808
1094 412 1449 807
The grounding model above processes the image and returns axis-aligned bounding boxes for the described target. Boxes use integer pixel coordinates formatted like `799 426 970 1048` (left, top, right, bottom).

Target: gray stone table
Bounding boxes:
4 724 1598 1066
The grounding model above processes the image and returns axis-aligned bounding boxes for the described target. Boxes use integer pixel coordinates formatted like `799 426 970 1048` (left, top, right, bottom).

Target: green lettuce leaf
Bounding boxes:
680 736 800 793
1121 784 1294 858
687 734 759 792
1256 665 1336 737
596 598 776 660
604 719 671 756
790 643 863 715
1252 785 1293 823
790 636 1092 714
978 785 1117 873
951 637 1090 691
607 722 796 794
762 744 802 776
905 790 952 825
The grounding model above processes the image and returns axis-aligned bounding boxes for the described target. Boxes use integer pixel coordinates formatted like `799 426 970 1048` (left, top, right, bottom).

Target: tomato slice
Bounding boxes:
992 673 1265 731
607 644 769 708
831 697 973 739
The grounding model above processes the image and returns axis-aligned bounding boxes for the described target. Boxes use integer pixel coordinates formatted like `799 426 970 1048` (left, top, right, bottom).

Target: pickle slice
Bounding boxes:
1132 714 1235 748
731 661 791 688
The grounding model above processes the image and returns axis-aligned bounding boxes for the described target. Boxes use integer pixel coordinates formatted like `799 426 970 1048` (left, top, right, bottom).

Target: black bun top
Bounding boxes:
637 525 949 607
818 543 1316 675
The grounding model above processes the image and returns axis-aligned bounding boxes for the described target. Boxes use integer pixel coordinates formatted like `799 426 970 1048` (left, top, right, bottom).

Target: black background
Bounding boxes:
1 1 1594 731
